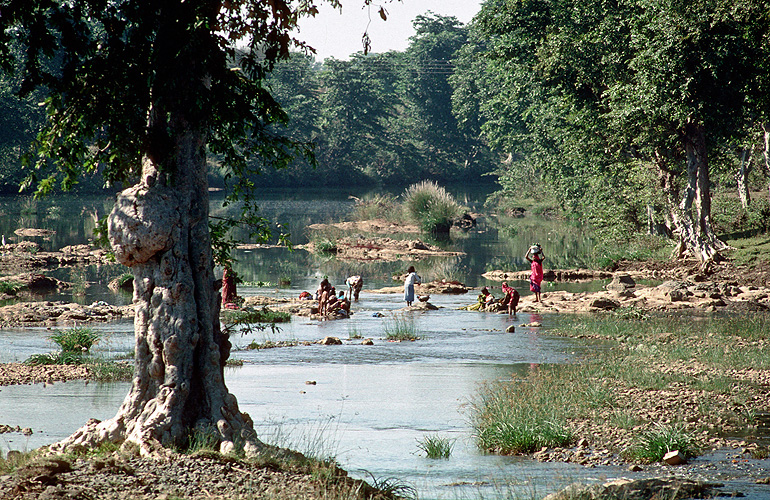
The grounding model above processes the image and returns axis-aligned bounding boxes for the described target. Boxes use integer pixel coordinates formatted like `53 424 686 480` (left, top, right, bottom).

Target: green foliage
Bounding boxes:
185 426 221 454
623 424 697 464
416 434 455 459
49 327 100 353
348 193 400 222
87 361 134 382
383 314 419 341
401 180 461 234
223 307 291 325
0 280 23 295
463 0 770 250
472 373 575 454
711 195 770 237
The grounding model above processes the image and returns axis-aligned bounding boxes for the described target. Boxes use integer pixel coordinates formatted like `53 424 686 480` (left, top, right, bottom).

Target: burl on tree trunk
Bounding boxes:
51 132 262 457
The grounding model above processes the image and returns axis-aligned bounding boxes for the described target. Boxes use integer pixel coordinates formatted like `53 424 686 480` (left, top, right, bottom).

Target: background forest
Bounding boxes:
2 1 769 254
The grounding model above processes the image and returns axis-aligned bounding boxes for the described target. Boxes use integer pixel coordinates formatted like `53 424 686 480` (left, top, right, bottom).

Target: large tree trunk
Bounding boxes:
762 122 770 202
736 148 752 209
655 122 728 263
51 125 262 458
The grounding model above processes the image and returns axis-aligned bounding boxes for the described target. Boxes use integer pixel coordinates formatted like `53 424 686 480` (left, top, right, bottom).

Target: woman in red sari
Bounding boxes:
525 244 546 302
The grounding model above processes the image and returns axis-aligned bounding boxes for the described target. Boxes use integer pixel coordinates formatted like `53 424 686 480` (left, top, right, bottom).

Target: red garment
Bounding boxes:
530 257 543 292
222 268 237 305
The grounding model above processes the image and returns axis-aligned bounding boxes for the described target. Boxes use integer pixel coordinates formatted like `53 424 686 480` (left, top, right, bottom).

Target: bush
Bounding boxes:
0 280 23 295
623 424 697 463
49 327 101 353
349 193 400 222
402 181 461 235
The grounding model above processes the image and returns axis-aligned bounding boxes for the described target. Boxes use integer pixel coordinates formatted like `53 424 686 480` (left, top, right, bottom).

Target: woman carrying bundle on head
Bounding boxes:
525 244 546 302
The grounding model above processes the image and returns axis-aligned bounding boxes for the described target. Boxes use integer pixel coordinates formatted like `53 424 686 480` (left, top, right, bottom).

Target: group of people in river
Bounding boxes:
469 243 545 315
312 277 355 317
225 242 546 319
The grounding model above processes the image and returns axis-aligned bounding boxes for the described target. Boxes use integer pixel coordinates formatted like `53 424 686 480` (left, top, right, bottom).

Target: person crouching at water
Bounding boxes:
525 244 545 302
346 275 363 301
404 266 421 306
501 281 520 315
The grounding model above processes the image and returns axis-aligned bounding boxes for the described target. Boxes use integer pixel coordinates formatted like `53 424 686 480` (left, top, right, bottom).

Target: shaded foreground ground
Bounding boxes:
0 448 396 500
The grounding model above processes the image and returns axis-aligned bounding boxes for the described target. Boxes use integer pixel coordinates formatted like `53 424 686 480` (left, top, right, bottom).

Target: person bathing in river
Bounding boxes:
525 244 545 302
346 275 363 301
501 281 520 316
317 277 332 315
404 266 421 307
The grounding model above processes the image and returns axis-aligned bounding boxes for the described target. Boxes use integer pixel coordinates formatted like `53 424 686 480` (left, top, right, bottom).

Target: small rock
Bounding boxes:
589 298 621 310
663 449 686 465
505 325 515 333
320 336 342 345
305 380 316 385
361 339 374 345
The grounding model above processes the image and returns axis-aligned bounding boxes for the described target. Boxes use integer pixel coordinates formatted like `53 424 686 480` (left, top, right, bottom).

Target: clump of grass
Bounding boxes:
401 180 461 235
185 426 221 454
0 449 41 474
115 273 134 289
225 358 244 367
0 280 23 295
417 434 455 459
349 193 400 222
313 237 338 254
49 327 100 353
471 369 577 455
383 314 419 341
623 424 697 463
87 360 134 382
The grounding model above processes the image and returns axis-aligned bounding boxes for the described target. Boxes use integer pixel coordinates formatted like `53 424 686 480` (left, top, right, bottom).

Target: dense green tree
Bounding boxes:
316 52 402 183
0 0 339 456
459 0 770 261
402 13 490 179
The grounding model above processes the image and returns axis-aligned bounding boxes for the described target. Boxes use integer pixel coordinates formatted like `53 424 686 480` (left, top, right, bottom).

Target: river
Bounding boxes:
0 189 767 499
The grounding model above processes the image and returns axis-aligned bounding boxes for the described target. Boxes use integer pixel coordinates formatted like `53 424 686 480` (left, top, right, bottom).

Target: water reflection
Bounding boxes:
0 189 606 499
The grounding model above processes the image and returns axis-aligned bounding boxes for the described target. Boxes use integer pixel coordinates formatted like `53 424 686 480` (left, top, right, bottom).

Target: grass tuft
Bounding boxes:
416 434 455 459
383 314 419 341
0 280 23 295
49 327 100 353
402 180 461 234
623 424 698 463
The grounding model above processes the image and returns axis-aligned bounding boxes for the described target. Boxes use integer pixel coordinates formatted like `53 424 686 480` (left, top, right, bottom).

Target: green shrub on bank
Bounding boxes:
349 193 400 222
623 424 698 463
0 280 23 295
50 327 100 353
402 181 461 234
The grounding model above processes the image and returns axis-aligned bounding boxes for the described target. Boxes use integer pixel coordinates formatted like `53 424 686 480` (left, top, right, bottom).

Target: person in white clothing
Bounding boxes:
403 266 421 306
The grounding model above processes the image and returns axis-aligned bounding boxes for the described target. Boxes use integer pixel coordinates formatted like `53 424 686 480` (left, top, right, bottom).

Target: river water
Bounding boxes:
0 190 767 499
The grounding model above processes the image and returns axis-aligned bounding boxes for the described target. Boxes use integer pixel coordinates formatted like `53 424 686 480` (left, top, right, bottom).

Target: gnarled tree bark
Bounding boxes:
654 121 729 263
51 125 262 458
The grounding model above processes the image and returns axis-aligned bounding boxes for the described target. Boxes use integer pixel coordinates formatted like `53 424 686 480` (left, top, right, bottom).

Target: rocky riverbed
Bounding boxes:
0 448 392 500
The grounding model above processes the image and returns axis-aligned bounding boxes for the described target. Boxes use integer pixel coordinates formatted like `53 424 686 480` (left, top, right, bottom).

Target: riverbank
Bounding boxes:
0 447 395 500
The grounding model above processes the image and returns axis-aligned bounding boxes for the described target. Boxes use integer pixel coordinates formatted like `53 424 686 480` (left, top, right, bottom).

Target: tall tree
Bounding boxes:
0 0 339 456
402 13 489 179
460 0 769 262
